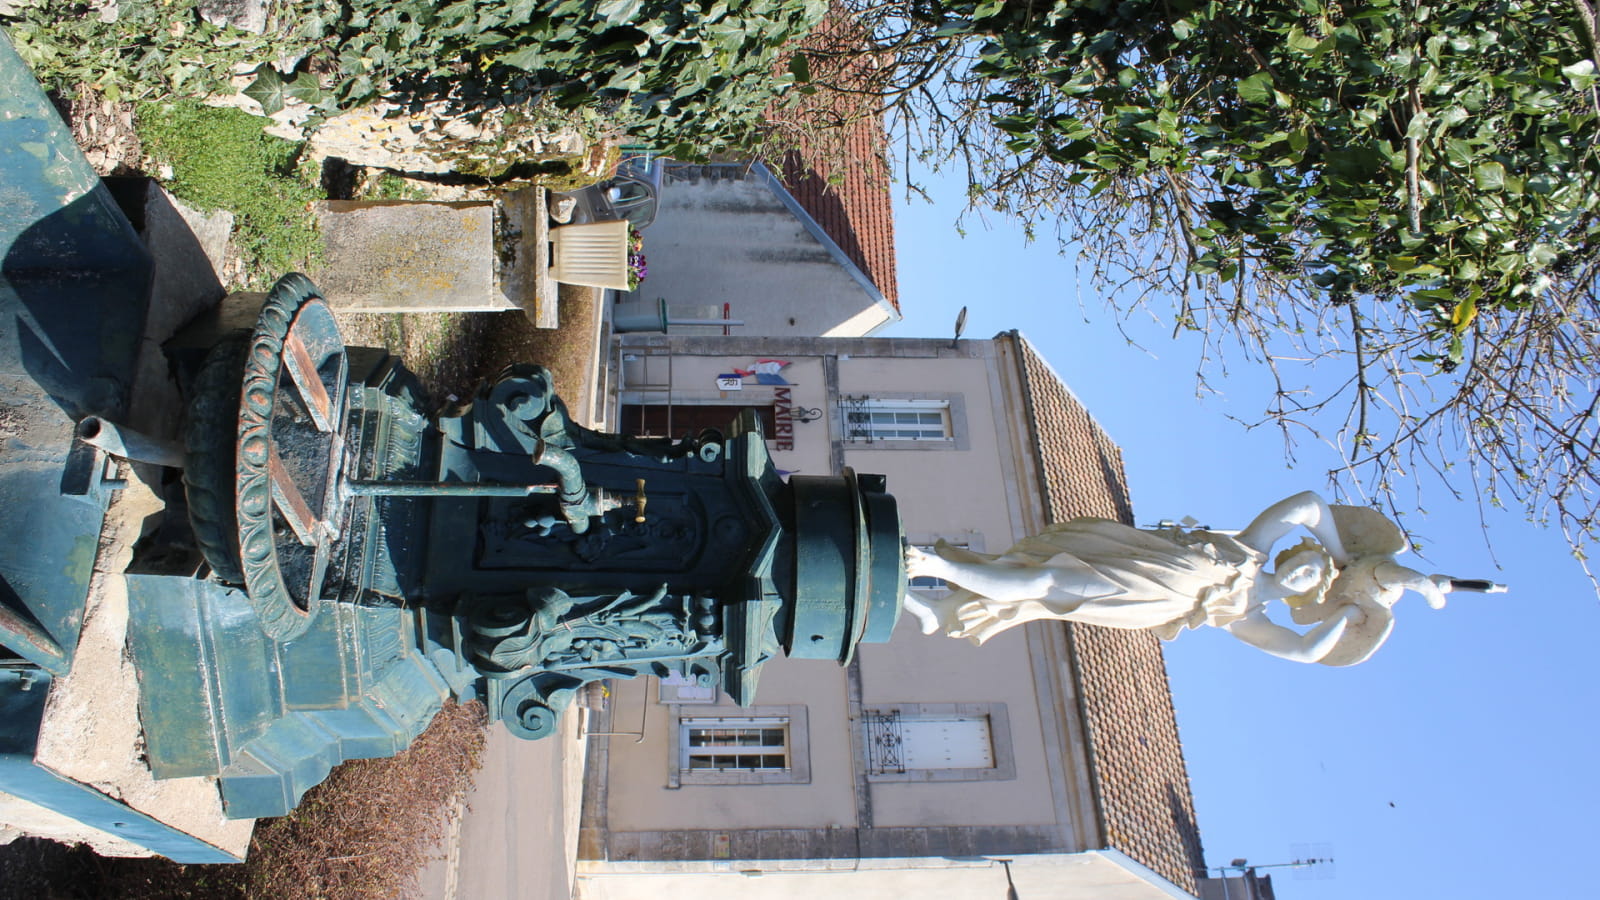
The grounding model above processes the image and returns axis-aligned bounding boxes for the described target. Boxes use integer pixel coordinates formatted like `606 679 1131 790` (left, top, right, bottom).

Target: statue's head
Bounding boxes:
1273 538 1337 608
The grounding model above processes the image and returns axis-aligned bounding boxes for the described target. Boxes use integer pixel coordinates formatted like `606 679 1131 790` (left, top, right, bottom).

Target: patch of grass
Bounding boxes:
135 100 323 286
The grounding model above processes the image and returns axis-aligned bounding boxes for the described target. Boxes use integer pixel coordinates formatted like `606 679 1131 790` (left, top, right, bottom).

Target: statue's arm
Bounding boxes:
1223 605 1361 664
1374 561 1452 609
1235 491 1350 563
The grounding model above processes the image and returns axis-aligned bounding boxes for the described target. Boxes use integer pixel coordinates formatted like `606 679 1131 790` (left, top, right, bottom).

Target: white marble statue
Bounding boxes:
902 491 1504 665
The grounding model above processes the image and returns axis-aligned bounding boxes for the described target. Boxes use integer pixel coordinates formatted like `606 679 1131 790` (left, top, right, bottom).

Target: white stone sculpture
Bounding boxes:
902 491 1504 665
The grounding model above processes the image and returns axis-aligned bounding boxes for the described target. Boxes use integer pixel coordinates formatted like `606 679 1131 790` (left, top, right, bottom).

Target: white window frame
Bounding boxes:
844 398 952 443
669 705 810 787
683 717 788 771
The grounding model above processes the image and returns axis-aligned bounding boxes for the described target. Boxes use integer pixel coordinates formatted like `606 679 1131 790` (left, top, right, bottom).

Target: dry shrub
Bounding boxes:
0 700 488 900
240 699 489 899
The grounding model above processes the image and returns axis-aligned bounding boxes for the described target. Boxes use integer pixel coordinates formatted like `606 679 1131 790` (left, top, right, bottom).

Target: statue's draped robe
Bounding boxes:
935 521 1267 643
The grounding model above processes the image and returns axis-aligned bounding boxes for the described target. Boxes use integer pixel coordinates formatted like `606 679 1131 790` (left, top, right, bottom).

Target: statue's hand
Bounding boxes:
904 543 933 576
1421 574 1453 609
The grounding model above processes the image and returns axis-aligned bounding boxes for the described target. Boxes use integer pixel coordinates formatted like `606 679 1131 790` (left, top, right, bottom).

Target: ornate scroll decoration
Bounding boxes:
462 585 721 674
464 587 726 740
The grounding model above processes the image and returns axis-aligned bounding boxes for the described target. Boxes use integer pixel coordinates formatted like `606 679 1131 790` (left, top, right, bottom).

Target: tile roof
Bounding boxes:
766 8 900 311
1007 332 1205 896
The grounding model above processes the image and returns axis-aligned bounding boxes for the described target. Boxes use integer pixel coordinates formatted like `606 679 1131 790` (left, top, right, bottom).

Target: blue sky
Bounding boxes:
884 164 1600 899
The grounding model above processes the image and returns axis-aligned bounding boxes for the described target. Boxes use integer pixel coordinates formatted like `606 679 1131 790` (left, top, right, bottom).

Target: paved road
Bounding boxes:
411 709 584 900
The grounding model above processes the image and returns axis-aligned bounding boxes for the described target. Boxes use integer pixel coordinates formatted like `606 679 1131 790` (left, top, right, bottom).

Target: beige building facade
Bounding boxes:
576 332 1204 899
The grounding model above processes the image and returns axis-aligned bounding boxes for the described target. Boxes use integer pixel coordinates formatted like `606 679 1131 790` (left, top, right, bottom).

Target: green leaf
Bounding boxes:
498 46 546 72
1237 72 1275 104
1445 138 1475 167
1474 161 1506 192
788 52 810 83
973 0 1006 20
1287 27 1321 52
1405 110 1432 141
1410 288 1456 306
243 67 288 115
1562 59 1597 89
993 114 1035 136
594 0 643 25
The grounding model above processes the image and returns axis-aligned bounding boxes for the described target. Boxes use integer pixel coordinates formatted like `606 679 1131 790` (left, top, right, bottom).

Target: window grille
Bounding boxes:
865 709 906 775
865 710 995 774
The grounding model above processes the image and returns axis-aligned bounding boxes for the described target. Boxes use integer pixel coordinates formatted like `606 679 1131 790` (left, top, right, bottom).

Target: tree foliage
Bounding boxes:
4 0 828 156
809 0 1600 565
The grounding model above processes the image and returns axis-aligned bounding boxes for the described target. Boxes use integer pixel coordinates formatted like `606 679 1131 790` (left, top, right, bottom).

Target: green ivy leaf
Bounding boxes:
594 0 643 25
243 67 289 115
1237 72 1275 104
1474 161 1506 192
974 0 1006 20
1562 59 1597 90
498 45 546 72
242 66 329 116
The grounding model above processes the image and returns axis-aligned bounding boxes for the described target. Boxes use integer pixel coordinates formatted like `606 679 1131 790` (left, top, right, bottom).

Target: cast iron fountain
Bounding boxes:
127 273 904 818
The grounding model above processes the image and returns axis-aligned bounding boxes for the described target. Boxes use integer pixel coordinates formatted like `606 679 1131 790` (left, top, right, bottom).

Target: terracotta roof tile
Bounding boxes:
1009 333 1205 895
764 7 899 310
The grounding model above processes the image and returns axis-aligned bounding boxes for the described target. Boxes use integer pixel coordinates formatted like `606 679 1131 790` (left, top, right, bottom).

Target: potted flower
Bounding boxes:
627 226 648 290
